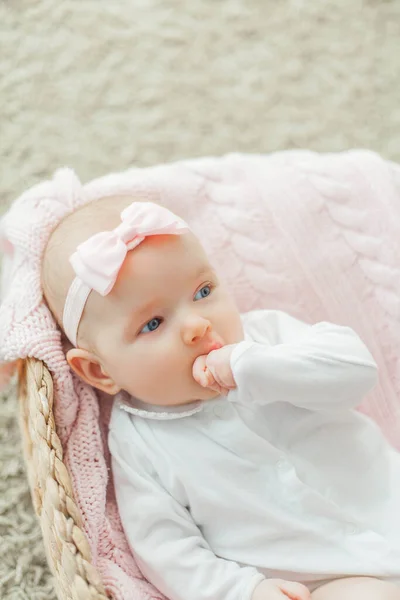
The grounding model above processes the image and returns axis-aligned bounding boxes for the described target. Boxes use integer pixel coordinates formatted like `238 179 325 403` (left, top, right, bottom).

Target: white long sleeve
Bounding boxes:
110 309 400 593
230 310 378 411
109 421 265 600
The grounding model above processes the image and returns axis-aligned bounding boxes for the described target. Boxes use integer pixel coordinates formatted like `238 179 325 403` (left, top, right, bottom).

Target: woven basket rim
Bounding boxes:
18 357 110 600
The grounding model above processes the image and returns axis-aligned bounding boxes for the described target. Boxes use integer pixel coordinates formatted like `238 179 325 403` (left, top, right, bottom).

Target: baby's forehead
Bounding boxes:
84 230 212 337
113 232 212 298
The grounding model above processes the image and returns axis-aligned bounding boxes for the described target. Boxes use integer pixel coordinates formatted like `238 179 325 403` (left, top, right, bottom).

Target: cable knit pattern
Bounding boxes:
1 150 400 599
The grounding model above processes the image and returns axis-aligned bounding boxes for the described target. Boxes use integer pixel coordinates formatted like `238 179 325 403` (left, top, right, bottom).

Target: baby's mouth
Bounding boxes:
208 341 222 352
204 339 224 355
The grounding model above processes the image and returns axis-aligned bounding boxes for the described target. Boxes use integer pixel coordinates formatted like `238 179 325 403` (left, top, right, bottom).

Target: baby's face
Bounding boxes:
85 231 244 406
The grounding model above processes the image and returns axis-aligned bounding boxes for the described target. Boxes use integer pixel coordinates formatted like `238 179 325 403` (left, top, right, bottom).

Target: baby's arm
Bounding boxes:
207 310 378 412
109 423 266 600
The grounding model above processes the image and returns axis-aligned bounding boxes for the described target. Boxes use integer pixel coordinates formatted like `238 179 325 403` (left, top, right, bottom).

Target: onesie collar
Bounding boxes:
116 390 205 420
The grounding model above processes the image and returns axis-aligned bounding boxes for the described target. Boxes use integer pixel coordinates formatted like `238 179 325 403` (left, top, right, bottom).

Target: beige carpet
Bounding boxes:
1 1 400 598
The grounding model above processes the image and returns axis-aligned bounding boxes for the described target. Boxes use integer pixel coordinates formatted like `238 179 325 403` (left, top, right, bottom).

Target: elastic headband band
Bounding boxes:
62 202 189 347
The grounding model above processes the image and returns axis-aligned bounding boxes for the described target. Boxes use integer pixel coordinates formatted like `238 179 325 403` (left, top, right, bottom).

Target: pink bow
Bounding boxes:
70 202 189 296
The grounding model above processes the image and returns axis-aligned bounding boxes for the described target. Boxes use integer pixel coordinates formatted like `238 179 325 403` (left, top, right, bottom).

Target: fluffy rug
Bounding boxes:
1 1 400 598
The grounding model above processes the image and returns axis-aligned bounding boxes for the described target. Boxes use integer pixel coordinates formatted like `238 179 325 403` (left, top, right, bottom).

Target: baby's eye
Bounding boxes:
194 284 212 301
140 317 163 334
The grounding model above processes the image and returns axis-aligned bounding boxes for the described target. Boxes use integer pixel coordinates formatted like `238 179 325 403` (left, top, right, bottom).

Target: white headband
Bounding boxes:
62 202 189 347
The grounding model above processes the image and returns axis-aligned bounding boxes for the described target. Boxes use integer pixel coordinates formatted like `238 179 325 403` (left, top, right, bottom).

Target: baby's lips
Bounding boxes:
206 340 223 354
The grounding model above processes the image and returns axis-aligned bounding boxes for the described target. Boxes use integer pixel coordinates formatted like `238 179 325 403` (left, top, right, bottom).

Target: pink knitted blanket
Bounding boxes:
1 150 400 599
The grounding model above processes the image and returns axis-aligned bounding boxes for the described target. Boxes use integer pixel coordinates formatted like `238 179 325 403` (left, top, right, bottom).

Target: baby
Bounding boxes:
42 194 400 600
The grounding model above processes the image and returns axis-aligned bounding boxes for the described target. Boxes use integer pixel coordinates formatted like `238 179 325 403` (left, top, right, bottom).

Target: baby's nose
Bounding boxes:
181 316 212 345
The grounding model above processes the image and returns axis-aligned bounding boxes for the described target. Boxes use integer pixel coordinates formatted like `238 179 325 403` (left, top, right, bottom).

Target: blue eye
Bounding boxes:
141 317 162 334
194 284 212 301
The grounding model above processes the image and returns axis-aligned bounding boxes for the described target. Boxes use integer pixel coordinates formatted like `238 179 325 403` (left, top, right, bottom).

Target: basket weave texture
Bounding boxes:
18 357 110 600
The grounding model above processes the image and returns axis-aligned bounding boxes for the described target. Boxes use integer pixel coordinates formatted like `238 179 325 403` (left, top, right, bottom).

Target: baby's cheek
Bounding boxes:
213 298 243 345
122 345 182 402
149 348 194 404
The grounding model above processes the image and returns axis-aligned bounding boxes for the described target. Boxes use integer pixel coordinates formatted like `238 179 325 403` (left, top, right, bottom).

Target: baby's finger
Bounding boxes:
192 355 208 385
267 592 299 600
210 381 229 396
193 362 222 392
278 581 311 600
206 347 236 389
204 370 229 396
192 356 229 396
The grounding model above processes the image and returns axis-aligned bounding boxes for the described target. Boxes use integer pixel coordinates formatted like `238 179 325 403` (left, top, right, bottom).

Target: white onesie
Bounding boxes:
109 310 400 600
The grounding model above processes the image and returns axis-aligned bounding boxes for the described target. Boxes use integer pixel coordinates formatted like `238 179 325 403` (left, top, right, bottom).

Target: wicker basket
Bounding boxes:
18 357 110 600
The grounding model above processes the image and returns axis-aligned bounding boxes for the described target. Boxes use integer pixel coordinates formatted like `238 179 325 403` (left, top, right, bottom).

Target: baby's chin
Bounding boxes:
193 385 222 402
163 385 221 406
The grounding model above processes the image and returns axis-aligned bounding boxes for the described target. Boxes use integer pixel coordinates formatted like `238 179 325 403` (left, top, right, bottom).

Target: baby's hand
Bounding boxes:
192 344 237 396
251 579 311 600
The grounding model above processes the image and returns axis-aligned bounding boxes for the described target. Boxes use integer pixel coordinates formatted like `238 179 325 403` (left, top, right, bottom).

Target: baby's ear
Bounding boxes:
66 348 121 395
